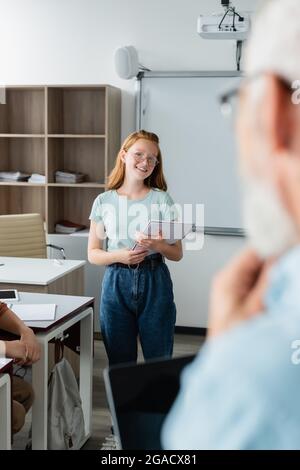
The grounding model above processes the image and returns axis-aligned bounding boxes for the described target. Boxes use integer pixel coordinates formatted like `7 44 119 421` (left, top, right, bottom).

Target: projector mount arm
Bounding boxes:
220 1 244 71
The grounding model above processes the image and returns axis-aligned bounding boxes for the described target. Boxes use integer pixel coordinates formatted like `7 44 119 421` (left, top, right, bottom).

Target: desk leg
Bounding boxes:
32 338 48 450
0 374 11 450
80 308 93 439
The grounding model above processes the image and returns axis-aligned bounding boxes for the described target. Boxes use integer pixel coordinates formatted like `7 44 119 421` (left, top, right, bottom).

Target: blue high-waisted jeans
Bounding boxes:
100 257 176 365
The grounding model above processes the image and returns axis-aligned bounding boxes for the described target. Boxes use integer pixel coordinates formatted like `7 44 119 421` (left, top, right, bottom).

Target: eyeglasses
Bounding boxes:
219 79 242 118
127 151 159 168
219 73 292 119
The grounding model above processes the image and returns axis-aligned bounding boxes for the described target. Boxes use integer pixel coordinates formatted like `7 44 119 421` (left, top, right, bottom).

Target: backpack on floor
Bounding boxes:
47 342 85 450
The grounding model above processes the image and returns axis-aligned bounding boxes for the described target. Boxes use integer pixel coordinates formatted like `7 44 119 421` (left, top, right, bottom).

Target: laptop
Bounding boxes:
103 354 196 450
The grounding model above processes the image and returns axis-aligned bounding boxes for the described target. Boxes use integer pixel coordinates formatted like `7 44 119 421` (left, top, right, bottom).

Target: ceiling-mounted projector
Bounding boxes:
197 1 251 40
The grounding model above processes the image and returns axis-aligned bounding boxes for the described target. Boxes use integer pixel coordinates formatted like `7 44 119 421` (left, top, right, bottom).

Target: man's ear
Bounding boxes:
273 152 300 228
265 75 300 224
263 74 294 154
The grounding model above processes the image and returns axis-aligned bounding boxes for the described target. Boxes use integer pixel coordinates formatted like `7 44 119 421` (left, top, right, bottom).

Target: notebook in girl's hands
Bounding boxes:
132 220 194 251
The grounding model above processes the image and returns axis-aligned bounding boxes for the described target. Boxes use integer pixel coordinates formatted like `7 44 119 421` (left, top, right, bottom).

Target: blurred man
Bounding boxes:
162 0 300 449
0 302 40 434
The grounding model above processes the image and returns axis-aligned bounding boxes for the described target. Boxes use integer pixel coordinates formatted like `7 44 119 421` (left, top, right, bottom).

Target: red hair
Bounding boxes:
107 130 167 191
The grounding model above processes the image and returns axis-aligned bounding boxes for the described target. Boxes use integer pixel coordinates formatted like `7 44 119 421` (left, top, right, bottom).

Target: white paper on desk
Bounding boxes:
9 304 56 321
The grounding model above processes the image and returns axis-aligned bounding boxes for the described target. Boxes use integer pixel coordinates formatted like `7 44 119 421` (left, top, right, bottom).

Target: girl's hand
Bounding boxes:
20 327 41 365
135 231 165 253
5 340 27 364
114 247 149 265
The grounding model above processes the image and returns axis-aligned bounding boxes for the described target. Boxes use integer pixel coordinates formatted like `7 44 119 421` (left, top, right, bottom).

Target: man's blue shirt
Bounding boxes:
162 245 300 450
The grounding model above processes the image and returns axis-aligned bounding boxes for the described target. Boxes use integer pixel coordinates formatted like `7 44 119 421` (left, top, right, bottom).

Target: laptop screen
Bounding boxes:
104 355 196 450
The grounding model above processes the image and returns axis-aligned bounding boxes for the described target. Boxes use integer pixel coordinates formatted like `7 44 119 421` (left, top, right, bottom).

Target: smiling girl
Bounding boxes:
88 130 182 365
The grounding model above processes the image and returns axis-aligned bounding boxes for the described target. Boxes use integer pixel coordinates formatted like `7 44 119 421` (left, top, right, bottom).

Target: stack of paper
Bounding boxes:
55 170 85 184
8 304 57 321
28 173 46 183
55 220 86 234
0 171 30 182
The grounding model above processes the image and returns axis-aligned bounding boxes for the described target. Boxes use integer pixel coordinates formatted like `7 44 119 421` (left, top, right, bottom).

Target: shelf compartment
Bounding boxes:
0 137 45 177
0 183 45 187
0 88 45 134
0 185 45 220
48 134 105 139
48 183 105 188
0 134 45 138
48 137 105 184
47 186 103 234
48 87 106 135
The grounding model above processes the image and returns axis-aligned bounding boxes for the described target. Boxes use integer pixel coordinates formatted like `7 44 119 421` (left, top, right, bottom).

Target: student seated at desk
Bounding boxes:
0 302 40 434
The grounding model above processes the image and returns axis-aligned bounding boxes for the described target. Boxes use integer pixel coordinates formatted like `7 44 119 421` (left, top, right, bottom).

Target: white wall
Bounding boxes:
1 0 259 328
0 0 258 138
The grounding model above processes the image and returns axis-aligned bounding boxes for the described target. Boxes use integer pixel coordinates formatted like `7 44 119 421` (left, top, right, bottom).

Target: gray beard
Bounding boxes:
242 175 299 258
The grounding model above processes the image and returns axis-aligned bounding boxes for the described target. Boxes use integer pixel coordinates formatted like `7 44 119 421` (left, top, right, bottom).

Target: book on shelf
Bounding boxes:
28 173 46 183
55 170 85 184
55 220 86 234
0 171 30 182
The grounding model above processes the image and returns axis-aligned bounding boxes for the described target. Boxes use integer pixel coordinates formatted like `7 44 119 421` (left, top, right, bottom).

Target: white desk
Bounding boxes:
17 292 94 450
0 358 13 450
0 257 85 296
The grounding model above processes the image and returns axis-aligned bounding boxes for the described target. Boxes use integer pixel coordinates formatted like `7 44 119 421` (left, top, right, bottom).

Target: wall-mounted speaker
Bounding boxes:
114 46 139 79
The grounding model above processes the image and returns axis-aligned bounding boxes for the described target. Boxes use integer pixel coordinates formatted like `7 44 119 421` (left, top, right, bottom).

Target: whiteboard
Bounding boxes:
138 72 243 230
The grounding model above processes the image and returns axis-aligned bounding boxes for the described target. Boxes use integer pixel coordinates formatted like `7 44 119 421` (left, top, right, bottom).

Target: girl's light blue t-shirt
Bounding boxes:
89 189 178 251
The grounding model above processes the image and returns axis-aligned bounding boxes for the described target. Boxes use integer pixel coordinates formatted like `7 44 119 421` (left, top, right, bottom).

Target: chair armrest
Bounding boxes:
46 244 66 260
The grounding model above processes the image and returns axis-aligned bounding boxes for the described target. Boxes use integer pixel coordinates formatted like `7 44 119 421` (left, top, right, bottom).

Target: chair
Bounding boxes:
0 213 65 259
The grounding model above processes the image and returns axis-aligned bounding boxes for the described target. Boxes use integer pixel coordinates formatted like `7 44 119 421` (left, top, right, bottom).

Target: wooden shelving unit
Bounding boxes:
0 85 121 234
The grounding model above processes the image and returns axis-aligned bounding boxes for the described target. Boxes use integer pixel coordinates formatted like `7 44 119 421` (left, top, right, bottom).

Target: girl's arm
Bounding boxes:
159 240 183 261
0 303 31 336
88 221 148 266
88 221 118 265
4 340 27 362
0 305 40 364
